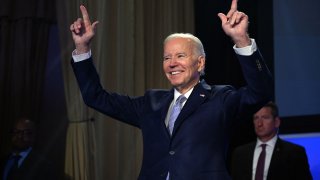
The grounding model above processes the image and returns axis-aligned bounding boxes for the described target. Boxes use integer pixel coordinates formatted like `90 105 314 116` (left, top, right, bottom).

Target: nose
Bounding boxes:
255 119 263 126
13 133 23 140
169 57 178 67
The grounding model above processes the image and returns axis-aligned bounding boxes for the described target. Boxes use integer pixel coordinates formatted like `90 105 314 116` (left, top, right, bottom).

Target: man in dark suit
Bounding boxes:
231 102 313 180
69 0 273 179
0 118 57 180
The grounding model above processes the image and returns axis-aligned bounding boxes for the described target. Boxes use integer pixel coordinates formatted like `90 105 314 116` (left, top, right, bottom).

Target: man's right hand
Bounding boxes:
70 5 99 54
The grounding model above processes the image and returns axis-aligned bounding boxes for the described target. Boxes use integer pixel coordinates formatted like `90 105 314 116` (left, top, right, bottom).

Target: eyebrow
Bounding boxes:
163 52 188 57
177 52 187 56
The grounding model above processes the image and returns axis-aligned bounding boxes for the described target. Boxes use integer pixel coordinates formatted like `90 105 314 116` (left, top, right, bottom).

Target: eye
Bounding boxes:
163 56 171 61
177 54 186 58
264 116 272 120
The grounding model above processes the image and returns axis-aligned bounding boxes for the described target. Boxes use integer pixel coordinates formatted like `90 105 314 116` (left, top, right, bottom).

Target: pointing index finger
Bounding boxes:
80 5 92 26
230 0 238 11
227 0 238 18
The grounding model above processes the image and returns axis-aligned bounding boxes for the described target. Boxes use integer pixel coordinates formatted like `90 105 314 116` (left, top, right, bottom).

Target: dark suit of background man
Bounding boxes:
69 0 273 179
231 102 313 180
0 118 57 180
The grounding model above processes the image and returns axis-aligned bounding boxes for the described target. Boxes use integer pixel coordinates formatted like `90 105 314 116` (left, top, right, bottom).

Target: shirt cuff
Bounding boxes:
72 50 92 62
233 38 257 56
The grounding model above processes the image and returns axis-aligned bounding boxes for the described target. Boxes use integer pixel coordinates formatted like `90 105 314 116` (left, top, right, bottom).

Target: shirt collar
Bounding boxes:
11 147 32 159
256 135 278 149
173 87 193 102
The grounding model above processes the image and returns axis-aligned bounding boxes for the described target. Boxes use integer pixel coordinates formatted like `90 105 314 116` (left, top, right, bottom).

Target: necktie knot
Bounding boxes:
12 153 21 163
175 95 186 106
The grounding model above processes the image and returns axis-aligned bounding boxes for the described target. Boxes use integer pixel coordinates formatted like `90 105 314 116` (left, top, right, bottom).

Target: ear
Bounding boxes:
197 55 206 73
275 117 281 128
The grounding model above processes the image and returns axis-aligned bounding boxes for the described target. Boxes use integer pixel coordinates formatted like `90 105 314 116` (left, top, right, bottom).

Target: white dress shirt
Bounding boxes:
252 135 278 180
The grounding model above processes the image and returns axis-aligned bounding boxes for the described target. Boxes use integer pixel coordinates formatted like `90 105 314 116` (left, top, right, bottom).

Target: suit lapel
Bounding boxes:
159 90 174 138
171 82 211 136
247 143 256 173
267 137 282 179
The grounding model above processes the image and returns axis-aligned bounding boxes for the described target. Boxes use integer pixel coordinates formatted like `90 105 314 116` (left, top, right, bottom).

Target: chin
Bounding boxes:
169 79 181 85
171 82 184 88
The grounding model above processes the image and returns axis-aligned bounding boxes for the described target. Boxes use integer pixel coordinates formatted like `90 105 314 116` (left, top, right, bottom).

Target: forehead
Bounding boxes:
255 107 272 116
164 38 193 52
15 120 34 130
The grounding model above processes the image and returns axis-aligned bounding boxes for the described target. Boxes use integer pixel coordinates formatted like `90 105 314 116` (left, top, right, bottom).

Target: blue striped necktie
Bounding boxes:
168 95 186 135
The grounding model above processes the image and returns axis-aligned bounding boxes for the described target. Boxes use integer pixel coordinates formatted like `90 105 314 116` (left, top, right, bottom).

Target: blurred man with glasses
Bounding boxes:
1 118 57 180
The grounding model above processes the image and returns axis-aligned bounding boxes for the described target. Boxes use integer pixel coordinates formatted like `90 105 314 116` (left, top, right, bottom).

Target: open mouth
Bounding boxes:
170 71 182 75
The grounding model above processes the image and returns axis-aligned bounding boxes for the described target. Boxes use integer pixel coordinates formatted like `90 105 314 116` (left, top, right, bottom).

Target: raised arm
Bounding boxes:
70 5 99 54
218 0 251 48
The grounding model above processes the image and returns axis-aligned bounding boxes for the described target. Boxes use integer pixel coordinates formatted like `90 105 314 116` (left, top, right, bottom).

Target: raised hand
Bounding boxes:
218 0 250 47
70 5 99 54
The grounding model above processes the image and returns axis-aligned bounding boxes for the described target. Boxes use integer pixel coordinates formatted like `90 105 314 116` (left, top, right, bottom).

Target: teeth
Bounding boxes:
171 71 180 75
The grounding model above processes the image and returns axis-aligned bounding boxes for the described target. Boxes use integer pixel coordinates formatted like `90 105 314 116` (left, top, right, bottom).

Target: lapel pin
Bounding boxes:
200 94 205 97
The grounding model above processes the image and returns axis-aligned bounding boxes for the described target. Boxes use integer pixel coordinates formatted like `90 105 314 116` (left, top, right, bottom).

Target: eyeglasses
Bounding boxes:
10 129 33 136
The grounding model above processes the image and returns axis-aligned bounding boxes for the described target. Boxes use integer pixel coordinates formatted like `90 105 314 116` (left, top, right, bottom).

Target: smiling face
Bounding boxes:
163 37 205 94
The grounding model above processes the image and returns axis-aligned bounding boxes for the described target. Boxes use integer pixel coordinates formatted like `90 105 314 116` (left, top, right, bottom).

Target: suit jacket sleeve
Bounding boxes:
221 48 273 123
71 58 146 127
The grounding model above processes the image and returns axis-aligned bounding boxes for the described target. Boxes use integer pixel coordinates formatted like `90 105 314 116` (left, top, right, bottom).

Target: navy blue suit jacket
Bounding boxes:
72 49 273 180
231 138 313 180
